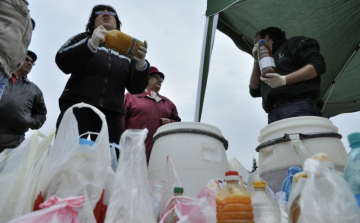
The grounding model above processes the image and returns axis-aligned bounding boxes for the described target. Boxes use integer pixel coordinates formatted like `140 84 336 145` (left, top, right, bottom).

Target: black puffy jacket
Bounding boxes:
55 32 149 114
0 78 47 135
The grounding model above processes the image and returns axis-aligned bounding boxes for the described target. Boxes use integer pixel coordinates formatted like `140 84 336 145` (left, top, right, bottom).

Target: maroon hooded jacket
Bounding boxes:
123 91 181 163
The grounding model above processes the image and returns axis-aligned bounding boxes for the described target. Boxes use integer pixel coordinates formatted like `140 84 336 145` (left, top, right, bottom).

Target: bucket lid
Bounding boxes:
253 181 266 188
174 187 184 193
348 132 360 146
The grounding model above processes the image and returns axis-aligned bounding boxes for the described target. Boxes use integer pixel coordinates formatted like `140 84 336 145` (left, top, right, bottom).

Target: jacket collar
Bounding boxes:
272 38 287 53
137 91 166 102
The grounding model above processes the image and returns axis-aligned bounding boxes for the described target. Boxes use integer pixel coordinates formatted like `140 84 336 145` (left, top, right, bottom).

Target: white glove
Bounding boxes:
90 25 108 50
134 40 148 68
252 43 259 62
260 73 286 88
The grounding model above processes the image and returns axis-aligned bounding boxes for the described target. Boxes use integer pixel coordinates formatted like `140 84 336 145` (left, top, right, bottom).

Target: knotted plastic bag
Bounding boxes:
8 196 85 223
104 129 156 223
35 103 111 223
0 130 55 222
297 153 360 223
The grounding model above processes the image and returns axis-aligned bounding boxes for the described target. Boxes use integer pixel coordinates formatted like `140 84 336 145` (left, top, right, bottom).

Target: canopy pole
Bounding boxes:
194 14 219 122
321 43 360 114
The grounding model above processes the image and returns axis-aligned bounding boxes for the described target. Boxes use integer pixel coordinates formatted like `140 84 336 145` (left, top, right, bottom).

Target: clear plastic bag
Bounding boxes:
228 157 250 189
36 103 111 223
104 129 157 223
158 155 184 220
8 196 84 223
0 130 55 222
276 191 288 223
297 153 360 223
148 180 165 218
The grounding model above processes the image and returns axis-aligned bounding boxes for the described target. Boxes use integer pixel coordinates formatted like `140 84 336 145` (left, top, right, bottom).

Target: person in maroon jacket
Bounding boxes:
123 66 181 164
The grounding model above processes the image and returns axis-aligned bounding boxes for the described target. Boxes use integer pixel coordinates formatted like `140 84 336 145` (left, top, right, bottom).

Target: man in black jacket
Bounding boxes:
249 27 326 124
0 50 47 152
55 4 149 148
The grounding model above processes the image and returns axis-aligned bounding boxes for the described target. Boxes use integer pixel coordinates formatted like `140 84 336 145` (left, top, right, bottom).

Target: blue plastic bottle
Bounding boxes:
343 132 360 207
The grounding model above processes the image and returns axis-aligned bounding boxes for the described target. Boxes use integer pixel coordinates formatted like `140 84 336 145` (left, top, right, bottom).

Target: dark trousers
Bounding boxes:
56 100 123 157
268 98 319 124
0 133 24 153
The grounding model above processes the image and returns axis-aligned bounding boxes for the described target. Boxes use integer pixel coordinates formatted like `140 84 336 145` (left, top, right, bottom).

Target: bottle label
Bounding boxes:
126 38 140 58
259 57 276 72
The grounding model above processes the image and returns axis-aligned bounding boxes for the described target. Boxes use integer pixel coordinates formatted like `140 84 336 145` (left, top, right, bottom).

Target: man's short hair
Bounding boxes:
255 27 286 43
86 4 122 33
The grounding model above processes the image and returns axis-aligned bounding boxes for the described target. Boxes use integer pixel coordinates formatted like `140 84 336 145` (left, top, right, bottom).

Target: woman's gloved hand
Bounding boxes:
90 25 108 50
134 40 148 68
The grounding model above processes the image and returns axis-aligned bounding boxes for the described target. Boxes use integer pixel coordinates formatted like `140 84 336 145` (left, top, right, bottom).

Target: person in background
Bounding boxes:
123 66 181 164
55 4 149 152
0 51 47 152
249 27 326 124
0 0 35 99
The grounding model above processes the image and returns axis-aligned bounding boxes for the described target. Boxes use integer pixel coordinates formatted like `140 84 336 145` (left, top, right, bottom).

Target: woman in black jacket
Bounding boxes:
55 4 149 147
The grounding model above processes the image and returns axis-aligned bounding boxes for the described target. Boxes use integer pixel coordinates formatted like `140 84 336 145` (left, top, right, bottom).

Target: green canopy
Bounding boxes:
195 0 360 121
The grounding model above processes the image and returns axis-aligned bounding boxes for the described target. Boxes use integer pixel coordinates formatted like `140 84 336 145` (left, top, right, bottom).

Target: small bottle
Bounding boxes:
343 132 360 207
105 30 144 59
251 181 280 223
216 171 254 223
174 187 183 196
257 39 277 78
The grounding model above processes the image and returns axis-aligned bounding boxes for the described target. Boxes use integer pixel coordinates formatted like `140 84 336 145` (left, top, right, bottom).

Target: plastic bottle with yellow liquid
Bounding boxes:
105 30 144 59
257 39 277 78
216 171 254 223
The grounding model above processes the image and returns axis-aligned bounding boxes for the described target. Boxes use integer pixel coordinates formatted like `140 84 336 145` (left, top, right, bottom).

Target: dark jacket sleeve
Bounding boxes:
29 85 47 130
126 60 150 94
55 32 96 74
290 37 326 76
249 86 261 97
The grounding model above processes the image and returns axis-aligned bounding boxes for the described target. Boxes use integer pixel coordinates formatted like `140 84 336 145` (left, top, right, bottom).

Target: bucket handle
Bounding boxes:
255 132 342 152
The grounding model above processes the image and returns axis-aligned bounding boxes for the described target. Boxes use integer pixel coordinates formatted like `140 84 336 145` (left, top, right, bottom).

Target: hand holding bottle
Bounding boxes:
90 25 108 50
260 73 286 88
252 43 259 62
134 40 148 68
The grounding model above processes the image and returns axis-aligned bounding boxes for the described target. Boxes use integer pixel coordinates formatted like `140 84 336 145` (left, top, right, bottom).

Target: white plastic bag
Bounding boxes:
228 157 250 188
0 130 55 222
36 103 111 223
297 153 360 223
104 129 156 223
148 180 165 218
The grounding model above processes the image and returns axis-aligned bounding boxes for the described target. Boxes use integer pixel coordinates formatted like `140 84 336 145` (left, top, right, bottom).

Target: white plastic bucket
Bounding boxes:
257 116 348 192
148 122 229 197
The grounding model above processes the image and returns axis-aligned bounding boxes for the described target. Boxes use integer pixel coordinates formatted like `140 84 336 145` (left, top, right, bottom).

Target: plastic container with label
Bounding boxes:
257 39 277 78
105 30 144 59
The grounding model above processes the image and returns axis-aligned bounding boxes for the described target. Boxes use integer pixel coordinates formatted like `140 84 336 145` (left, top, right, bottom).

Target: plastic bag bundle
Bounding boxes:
104 129 156 223
36 103 111 223
297 153 360 223
0 130 55 222
158 155 184 219
8 196 85 223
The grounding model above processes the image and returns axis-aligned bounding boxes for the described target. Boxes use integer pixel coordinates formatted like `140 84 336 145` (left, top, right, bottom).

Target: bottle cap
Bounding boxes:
174 187 184 193
258 39 267 44
253 181 266 188
225 171 238 176
348 132 360 146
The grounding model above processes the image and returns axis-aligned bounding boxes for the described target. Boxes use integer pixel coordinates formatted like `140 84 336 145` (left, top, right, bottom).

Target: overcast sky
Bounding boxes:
25 0 359 171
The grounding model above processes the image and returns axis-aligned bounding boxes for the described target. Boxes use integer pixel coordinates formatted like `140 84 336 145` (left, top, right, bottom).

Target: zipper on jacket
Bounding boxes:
100 49 112 107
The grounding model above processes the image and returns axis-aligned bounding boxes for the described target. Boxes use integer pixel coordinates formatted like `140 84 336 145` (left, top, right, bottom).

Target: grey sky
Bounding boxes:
26 0 359 171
